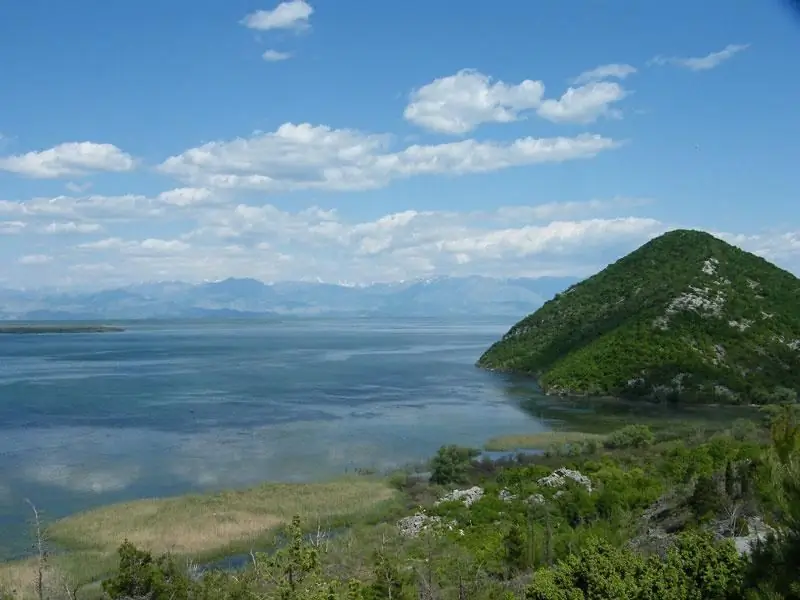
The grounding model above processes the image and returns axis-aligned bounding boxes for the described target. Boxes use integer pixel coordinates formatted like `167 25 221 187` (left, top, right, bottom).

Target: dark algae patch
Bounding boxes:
0 324 124 334
477 229 800 404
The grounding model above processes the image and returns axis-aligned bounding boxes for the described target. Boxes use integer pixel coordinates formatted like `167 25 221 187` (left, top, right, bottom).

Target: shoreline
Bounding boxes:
0 324 125 334
0 408 780 598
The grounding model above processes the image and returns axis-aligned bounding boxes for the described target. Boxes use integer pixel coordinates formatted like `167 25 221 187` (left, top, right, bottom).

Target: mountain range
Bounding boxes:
0 276 578 321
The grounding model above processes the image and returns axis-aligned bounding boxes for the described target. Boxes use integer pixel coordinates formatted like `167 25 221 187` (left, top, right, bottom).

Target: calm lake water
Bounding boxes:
0 317 549 559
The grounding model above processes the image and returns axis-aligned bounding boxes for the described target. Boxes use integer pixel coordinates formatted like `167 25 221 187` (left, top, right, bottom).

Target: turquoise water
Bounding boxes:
0 317 547 559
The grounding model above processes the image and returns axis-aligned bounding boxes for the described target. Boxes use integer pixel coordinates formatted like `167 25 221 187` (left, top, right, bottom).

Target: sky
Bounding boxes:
1 0 799 290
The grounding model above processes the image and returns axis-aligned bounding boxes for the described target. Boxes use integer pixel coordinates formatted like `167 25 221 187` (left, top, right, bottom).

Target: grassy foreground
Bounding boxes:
0 478 396 597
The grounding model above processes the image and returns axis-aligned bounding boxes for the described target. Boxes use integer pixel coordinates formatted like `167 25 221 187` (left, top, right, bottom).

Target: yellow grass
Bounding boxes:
48 478 395 556
0 478 395 599
484 431 606 452
0 551 111 600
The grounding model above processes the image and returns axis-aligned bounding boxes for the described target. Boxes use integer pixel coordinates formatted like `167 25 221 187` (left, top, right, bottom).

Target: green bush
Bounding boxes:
604 425 655 450
429 445 480 486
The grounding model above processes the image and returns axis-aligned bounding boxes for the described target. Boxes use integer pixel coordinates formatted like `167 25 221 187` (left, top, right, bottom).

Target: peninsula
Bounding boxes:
477 229 800 404
0 324 125 334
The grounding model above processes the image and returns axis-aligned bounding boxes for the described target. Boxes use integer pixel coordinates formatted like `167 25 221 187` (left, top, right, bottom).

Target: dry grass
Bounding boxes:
0 478 396 598
48 478 395 556
484 431 606 452
0 551 111 600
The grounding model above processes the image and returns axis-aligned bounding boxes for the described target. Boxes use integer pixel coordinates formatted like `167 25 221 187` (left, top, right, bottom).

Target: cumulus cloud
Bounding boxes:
262 49 292 62
404 69 630 133
0 220 26 234
157 122 619 191
242 0 313 31
41 221 103 234
19 254 52 265
0 142 135 178
78 237 191 254
715 230 800 262
572 63 637 85
5 194 658 286
6 187 799 287
0 194 167 221
649 43 750 71
404 69 545 134
537 81 628 124
157 187 217 207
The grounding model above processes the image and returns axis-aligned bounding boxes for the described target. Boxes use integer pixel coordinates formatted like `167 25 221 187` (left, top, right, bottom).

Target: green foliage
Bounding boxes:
429 445 480 486
366 551 407 600
604 425 655 449
526 532 744 600
502 523 526 577
689 475 724 522
102 540 192 600
15 417 800 600
477 229 800 403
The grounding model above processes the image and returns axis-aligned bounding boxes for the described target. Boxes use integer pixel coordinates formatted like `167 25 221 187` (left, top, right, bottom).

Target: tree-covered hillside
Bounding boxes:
477 229 800 403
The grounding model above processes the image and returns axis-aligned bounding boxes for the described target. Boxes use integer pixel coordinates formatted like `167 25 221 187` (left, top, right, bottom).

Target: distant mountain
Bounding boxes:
477 230 800 404
0 276 578 321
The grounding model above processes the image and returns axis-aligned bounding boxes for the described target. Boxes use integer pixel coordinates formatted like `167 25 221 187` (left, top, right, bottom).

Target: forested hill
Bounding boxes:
477 229 800 404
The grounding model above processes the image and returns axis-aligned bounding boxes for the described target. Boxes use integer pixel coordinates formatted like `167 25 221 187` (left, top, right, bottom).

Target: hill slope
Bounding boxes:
477 229 800 404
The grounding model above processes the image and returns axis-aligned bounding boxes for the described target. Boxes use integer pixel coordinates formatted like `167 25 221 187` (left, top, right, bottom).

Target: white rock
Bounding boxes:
436 486 484 507
537 468 593 492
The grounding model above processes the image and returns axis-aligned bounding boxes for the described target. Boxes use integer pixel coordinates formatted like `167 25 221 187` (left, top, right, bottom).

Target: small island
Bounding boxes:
0 324 125 334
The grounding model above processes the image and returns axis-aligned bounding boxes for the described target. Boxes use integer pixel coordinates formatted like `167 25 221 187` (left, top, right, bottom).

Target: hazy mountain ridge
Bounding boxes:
0 276 577 320
477 229 800 404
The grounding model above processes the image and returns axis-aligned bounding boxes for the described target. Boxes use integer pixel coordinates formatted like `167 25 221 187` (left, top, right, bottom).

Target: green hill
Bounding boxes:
477 229 800 404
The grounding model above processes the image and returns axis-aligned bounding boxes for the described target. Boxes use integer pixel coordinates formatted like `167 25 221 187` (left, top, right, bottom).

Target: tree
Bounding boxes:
502 523 527 578
430 445 479 486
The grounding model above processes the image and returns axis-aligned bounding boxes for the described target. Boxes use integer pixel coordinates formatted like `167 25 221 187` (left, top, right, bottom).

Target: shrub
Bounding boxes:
429 445 480 486
603 424 655 450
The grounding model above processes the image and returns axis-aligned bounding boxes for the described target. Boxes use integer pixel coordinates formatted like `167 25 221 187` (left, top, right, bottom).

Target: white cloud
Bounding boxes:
242 0 313 31
60 197 664 285
715 230 800 262
572 63 637 85
41 221 103 234
78 237 191 255
19 254 52 265
66 181 93 193
158 122 619 191
404 70 629 132
649 44 750 71
263 49 292 62
0 142 135 178
537 81 628 124
7 187 799 287
157 187 216 207
0 194 163 221
404 69 545 134
0 220 26 234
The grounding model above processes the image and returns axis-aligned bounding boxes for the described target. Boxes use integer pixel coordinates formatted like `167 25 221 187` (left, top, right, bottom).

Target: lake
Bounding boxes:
0 316 548 559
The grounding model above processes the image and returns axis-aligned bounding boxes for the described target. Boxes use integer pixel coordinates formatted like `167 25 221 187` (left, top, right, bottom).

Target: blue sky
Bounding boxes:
1 0 798 289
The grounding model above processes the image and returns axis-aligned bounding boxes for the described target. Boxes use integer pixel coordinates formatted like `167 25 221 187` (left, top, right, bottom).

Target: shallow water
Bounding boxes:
0 316 549 559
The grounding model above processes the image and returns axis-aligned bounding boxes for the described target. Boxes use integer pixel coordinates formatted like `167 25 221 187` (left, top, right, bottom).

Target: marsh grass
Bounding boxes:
1 477 396 599
48 477 393 556
484 431 605 452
